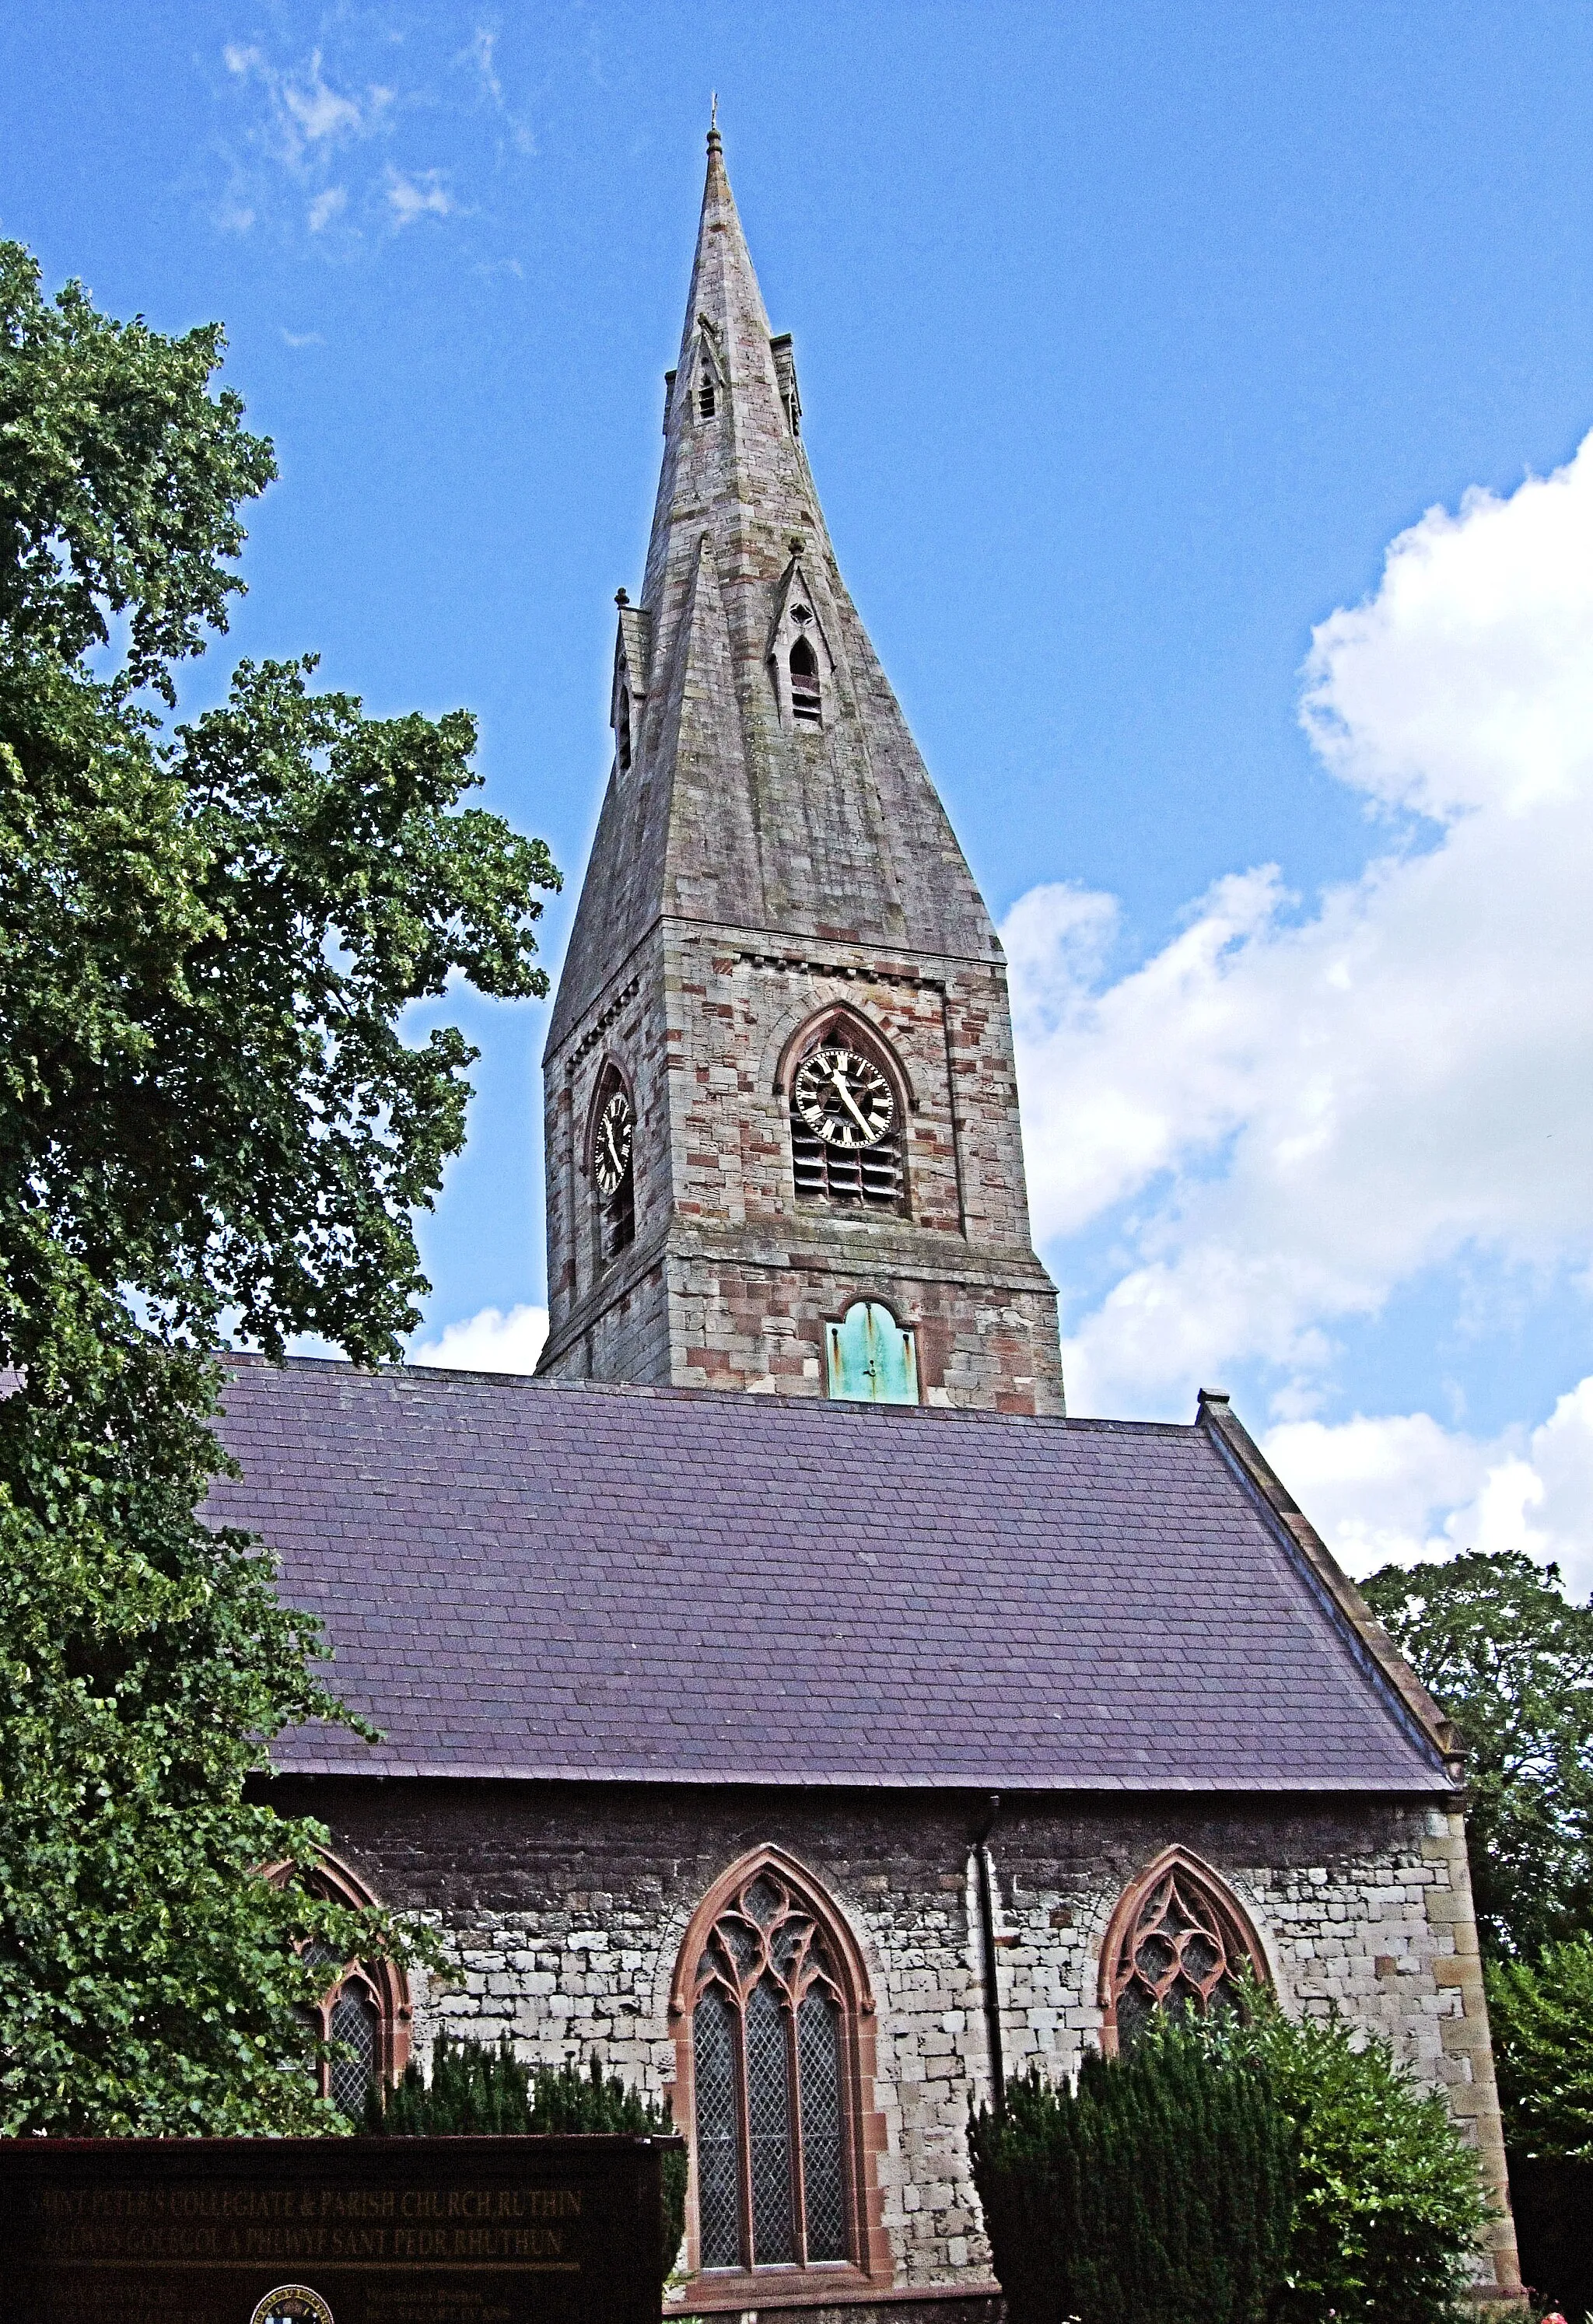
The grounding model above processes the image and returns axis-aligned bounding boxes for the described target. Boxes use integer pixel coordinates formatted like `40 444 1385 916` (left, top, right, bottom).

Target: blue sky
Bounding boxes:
5 3 1593 1588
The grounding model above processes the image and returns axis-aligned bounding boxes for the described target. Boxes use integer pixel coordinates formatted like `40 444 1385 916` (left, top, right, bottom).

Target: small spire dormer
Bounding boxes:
770 334 801 437
611 594 653 775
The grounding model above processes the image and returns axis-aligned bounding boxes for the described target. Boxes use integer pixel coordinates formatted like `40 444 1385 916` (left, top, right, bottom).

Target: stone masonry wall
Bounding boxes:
280 1778 1514 2301
540 924 1063 1412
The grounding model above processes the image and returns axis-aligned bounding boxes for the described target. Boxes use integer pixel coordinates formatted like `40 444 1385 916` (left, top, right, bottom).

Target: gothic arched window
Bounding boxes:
268 1851 411 2117
789 635 821 723
786 1013 906 1212
672 1852 879 2279
1099 1848 1269 2055
587 1062 635 1261
616 684 632 772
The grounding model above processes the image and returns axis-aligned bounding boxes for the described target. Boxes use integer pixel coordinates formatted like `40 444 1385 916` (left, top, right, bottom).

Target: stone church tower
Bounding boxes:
540 125 1065 1412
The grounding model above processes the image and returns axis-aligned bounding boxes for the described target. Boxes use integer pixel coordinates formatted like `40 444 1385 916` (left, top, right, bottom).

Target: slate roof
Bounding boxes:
210 1359 1452 1795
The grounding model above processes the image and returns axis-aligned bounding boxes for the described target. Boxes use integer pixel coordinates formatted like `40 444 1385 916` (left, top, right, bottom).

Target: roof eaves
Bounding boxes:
1196 1390 1462 1787
265 1752 1455 1794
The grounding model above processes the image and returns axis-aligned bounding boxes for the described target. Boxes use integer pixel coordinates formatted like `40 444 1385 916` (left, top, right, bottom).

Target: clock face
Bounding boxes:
593 1088 633 1197
793 1045 895 1150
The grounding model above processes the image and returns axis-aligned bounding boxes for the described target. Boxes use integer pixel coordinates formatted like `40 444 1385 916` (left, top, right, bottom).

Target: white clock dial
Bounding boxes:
793 1045 895 1150
593 1089 634 1196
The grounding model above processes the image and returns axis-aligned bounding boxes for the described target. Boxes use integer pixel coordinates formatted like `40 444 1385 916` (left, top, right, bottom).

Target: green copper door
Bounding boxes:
825 1301 919 1405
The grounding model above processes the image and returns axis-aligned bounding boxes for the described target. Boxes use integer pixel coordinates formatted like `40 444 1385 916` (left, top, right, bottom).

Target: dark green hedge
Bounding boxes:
968 2022 1296 2324
363 2039 688 2288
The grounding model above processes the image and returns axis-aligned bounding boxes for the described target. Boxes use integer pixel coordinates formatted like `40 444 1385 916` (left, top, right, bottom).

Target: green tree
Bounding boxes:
1485 1935 1593 2160
0 240 559 2131
1360 1550 1593 1961
1220 1993 1491 2324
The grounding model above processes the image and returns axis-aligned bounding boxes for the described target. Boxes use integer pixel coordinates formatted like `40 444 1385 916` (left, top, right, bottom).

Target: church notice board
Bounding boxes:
0 2133 678 2324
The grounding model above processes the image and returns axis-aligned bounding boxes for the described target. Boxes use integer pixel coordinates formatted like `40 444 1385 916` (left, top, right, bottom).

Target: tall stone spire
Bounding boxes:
541 128 1063 1412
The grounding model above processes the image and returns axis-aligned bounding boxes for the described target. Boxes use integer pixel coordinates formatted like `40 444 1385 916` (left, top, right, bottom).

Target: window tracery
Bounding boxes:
677 1855 870 2276
1101 1850 1269 2053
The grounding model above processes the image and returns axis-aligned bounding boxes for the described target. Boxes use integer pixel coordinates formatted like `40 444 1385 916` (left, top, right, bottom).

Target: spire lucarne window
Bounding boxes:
688 1861 860 2271
788 634 821 723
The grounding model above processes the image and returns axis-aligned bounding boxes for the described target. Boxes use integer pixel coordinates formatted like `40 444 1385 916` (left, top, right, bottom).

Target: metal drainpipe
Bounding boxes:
975 1794 1006 2112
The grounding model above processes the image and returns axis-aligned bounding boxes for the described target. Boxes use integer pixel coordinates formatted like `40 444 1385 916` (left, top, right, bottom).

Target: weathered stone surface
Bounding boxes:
278 1780 1518 2298
539 131 1062 1413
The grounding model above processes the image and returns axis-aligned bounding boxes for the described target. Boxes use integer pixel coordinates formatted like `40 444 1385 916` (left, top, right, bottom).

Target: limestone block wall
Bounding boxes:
284 1780 1517 2303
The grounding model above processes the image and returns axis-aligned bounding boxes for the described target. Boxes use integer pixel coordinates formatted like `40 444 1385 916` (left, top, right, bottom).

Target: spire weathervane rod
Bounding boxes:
709 91 719 147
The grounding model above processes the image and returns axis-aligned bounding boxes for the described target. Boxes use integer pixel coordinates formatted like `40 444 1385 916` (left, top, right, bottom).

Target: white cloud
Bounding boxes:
281 329 324 348
411 1304 548 1375
223 44 390 166
306 187 347 233
387 168 456 227
461 27 502 103
1263 1377 1593 1602
457 25 536 154
1007 429 1593 1420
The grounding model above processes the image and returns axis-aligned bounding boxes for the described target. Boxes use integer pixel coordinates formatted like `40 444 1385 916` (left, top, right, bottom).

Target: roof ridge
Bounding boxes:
238 1355 1202 1433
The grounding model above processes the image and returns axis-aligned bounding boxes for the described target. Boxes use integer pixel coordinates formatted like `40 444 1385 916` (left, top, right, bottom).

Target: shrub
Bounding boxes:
1219 1992 1491 2324
364 2038 688 2287
968 2017 1297 2324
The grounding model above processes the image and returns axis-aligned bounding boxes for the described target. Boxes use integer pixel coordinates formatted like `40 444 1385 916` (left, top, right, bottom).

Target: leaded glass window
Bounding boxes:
299 1940 387 2119
691 1864 856 2271
1105 1854 1267 2052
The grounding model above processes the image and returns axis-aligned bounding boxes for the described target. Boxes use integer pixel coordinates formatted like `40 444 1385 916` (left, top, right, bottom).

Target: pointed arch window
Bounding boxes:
1100 1849 1269 2054
267 1852 410 2119
789 635 821 723
616 684 632 772
588 1063 635 1262
674 1853 880 2279
787 1014 906 1211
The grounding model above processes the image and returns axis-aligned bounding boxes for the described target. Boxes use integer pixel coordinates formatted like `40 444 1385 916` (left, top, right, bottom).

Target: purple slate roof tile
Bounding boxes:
208 1358 1450 1794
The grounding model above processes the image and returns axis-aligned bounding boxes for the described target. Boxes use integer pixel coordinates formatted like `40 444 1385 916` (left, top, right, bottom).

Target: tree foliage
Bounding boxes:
968 2021 1297 2324
1218 1993 1491 2324
366 2040 689 2287
1485 1936 1593 2161
970 1999 1490 2324
0 238 559 2130
1360 1551 1593 1960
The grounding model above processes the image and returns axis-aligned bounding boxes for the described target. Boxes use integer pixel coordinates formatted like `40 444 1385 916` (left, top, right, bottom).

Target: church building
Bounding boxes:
218 125 1522 2313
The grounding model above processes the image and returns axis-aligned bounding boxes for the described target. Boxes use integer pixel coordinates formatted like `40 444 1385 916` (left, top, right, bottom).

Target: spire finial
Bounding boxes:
707 93 720 151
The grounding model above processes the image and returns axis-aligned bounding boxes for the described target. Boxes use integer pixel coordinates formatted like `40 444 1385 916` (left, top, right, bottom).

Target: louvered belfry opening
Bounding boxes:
691 1866 855 2273
789 634 821 723
789 1024 905 1212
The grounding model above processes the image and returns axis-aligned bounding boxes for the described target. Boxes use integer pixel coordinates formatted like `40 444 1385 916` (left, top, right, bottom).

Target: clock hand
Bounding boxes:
827 1058 877 1137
